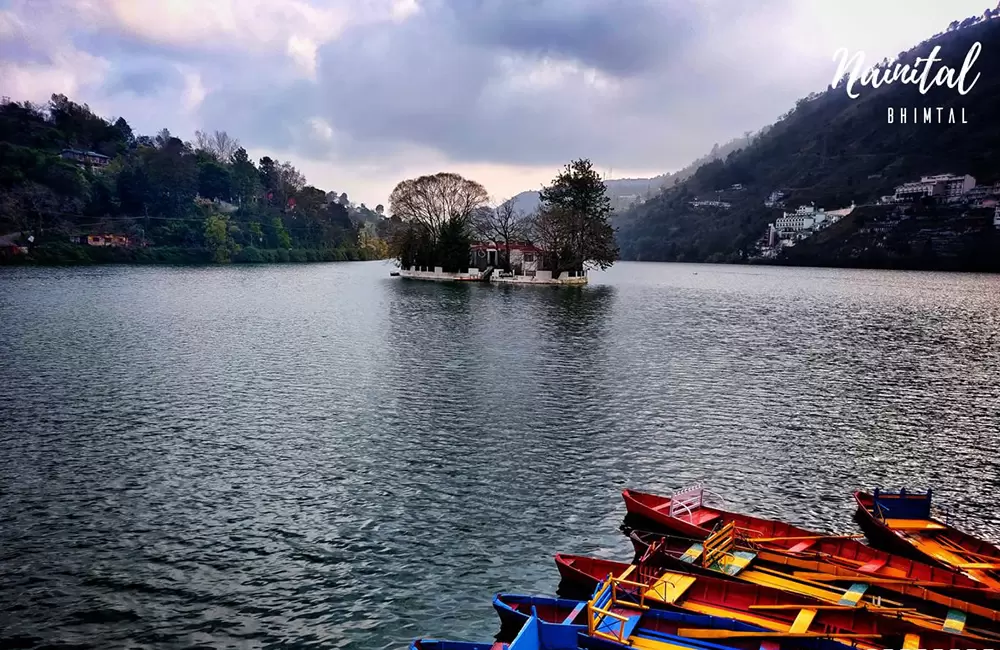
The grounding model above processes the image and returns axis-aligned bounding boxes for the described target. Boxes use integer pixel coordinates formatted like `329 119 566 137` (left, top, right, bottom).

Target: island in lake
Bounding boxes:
387 159 617 285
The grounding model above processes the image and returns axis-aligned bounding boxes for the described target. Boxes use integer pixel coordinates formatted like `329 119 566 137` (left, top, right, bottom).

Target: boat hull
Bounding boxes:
624 488 999 603
493 592 853 650
854 490 1000 591
556 553 985 649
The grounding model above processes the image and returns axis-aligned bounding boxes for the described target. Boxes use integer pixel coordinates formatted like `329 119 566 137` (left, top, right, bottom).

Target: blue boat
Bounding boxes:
410 608 578 650
492 585 857 650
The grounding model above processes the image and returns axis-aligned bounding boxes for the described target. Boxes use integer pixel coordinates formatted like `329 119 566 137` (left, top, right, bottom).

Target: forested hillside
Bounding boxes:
616 10 1000 265
0 95 390 264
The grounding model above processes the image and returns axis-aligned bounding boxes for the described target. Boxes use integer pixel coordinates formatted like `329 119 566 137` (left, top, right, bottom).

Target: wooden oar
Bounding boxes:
677 629 881 640
749 604 919 613
748 534 866 543
934 535 1000 560
789 571 954 588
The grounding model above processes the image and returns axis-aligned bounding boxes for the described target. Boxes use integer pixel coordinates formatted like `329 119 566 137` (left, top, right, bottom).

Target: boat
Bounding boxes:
854 489 1000 590
494 591 854 650
622 486 998 604
553 553 989 650
556 554 627 596
627 526 1000 641
410 611 577 650
410 642 503 650
390 271 400 276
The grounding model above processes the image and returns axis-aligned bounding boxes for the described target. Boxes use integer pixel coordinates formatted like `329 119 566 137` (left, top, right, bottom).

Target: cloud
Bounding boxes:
0 0 991 205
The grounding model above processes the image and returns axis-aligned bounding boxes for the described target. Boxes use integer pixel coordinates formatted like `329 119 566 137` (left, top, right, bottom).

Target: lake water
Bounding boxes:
1 261 999 649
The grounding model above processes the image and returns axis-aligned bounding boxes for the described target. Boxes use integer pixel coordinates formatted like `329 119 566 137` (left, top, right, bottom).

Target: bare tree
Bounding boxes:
194 130 241 162
528 207 567 270
475 198 529 270
389 172 489 242
277 161 305 193
155 128 173 148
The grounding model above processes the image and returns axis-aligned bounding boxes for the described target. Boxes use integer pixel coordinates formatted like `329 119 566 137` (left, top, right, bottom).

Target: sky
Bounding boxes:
0 0 992 206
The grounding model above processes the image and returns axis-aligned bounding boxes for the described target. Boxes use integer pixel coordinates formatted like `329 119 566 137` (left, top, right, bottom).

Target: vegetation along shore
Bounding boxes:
0 95 389 266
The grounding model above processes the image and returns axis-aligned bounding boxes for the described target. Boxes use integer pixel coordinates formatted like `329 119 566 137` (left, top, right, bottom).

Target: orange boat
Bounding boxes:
627 527 1000 641
553 553 988 650
622 486 999 604
854 489 1000 591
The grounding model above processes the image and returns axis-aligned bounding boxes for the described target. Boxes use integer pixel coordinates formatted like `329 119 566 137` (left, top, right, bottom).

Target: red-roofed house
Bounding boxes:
469 241 543 276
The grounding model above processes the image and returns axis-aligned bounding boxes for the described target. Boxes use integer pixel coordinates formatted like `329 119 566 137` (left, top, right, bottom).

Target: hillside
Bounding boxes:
615 10 1000 267
0 96 390 264
508 133 757 216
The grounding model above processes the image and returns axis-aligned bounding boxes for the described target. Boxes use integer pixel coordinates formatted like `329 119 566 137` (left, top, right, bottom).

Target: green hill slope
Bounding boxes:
616 12 1000 266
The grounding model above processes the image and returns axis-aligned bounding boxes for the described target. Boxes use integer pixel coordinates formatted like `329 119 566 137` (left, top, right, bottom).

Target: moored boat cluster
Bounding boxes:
411 485 1000 650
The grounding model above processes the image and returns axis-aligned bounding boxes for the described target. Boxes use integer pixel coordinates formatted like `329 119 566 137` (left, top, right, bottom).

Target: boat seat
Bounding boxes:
788 608 817 633
680 543 704 563
787 539 816 553
595 611 641 640
645 572 696 604
883 518 946 531
943 609 967 634
563 602 586 625
716 551 756 576
857 557 887 573
837 582 869 606
693 511 721 526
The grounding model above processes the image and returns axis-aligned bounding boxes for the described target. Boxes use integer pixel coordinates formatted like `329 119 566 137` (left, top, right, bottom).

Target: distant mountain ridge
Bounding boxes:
507 134 756 216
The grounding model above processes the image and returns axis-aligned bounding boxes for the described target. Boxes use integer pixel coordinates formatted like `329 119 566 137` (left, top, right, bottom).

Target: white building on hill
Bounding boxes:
775 204 827 231
894 174 976 202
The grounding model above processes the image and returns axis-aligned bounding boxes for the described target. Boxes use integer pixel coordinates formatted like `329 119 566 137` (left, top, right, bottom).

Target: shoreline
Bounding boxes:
1 244 386 267
5 254 999 274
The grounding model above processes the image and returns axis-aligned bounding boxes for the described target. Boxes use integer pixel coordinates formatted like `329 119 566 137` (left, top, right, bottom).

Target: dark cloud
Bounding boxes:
104 64 183 97
283 0 800 169
1 0 825 177
446 0 694 76
0 12 52 66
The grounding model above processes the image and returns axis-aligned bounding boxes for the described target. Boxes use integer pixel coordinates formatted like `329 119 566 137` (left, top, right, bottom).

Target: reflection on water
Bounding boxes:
0 261 998 649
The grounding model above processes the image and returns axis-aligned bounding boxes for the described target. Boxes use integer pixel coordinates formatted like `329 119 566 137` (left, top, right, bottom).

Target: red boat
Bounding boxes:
556 553 628 588
623 486 998 603
626 529 1000 640
554 553 991 650
854 489 1000 591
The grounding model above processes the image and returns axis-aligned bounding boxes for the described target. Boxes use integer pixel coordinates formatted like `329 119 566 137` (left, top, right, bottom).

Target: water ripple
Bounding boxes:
1 262 998 648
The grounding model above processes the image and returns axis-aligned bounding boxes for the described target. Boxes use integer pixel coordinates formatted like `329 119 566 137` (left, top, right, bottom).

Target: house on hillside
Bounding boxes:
690 199 731 209
764 190 787 207
775 205 827 231
73 234 130 247
893 174 976 203
60 149 110 168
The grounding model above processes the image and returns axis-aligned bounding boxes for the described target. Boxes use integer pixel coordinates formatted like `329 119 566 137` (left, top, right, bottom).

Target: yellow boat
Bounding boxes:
636 525 1000 643
855 489 1000 591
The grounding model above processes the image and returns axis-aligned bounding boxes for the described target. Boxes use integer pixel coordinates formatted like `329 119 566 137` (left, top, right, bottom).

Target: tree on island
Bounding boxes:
533 158 619 274
388 172 489 271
